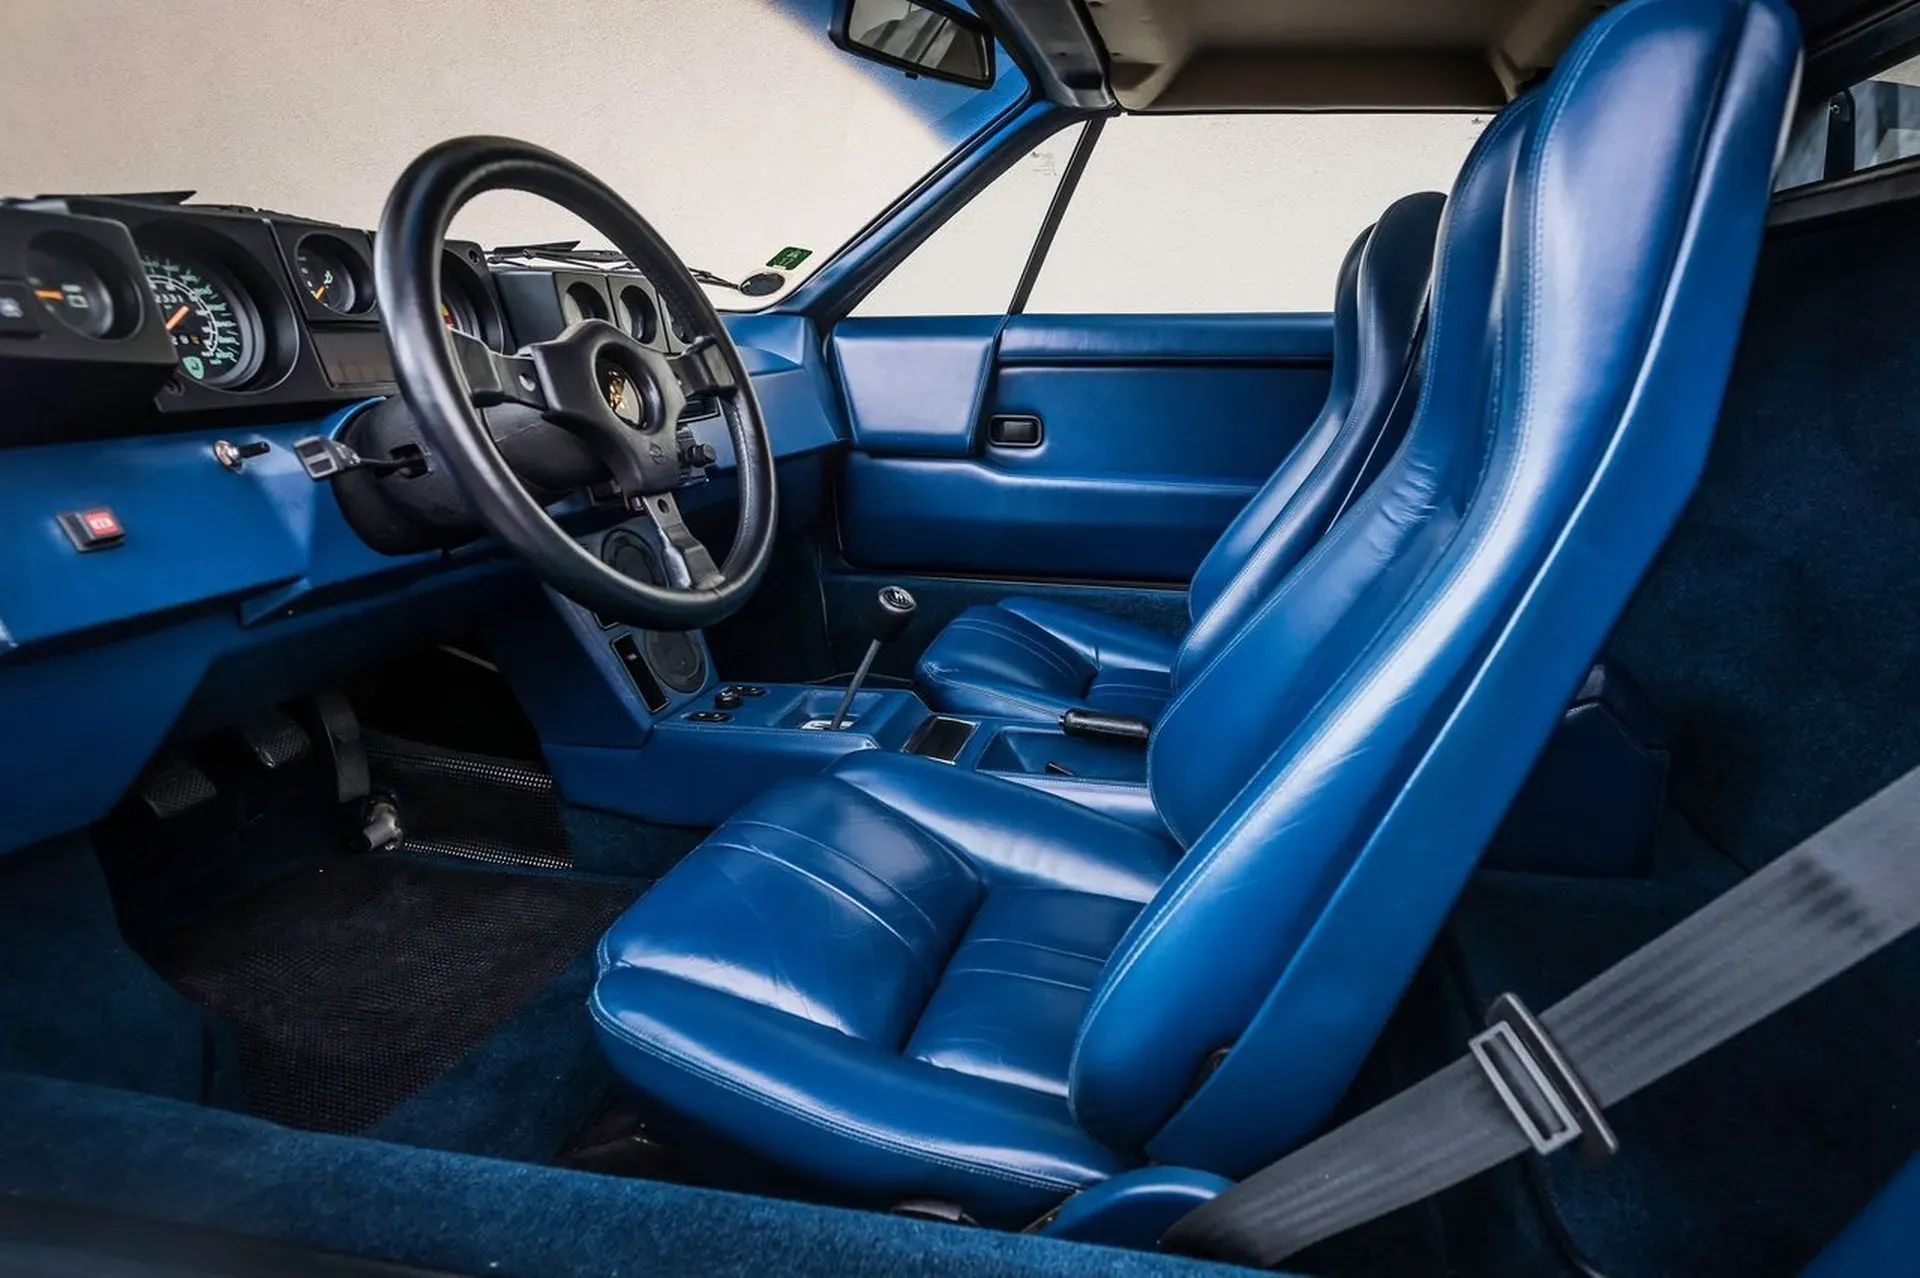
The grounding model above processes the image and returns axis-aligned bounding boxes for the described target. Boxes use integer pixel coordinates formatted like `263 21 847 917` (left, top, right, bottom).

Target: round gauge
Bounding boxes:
295 237 363 315
140 250 265 388
560 281 608 327
440 285 480 337
25 245 118 339
618 285 658 344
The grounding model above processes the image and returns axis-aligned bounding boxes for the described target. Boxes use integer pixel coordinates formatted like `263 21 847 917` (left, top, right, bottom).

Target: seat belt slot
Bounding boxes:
1469 993 1618 1161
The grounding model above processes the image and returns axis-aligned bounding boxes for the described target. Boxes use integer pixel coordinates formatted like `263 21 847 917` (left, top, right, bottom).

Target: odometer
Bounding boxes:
140 250 264 388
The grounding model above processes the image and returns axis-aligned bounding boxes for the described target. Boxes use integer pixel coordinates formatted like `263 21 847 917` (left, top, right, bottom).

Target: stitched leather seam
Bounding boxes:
588 992 1086 1191
1142 98 1539 847
730 817 957 958
939 964 1096 995
940 614 1090 683
941 615 1088 686
1102 102 1543 1082
919 676 1074 718
820 774 1002 892
963 934 1111 967
705 837 942 985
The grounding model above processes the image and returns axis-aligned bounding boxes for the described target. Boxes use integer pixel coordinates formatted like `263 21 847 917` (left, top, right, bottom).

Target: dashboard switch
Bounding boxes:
57 507 125 551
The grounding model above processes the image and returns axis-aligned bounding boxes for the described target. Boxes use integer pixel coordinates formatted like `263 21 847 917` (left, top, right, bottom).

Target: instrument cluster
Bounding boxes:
0 195 686 447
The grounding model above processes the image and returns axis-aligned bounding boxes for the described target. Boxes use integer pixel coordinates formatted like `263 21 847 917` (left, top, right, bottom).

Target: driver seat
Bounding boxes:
590 0 1798 1225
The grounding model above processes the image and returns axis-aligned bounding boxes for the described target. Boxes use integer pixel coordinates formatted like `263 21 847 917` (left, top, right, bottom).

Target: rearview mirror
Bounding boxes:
831 0 996 89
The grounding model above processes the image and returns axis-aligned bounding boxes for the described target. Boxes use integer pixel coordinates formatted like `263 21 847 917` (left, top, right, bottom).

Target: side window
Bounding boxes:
1778 53 1920 190
853 124 1087 317
1023 113 1488 314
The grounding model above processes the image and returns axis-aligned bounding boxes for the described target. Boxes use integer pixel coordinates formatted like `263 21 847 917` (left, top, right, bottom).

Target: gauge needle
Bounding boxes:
312 285 327 301
33 289 64 301
164 305 190 331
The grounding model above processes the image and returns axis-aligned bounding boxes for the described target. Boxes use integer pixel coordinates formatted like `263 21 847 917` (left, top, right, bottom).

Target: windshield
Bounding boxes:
0 0 1026 308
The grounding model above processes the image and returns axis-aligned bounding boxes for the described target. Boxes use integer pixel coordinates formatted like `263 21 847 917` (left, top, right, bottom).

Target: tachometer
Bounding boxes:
140 250 264 387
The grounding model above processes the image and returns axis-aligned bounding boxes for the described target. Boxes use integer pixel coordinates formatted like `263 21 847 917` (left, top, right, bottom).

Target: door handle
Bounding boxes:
987 414 1043 448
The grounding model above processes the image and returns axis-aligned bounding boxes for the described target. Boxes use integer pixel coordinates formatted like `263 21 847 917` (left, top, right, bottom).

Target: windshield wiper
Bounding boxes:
486 240 782 296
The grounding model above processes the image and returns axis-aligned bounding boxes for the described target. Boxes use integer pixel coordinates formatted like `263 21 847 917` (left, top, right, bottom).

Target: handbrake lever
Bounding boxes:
1059 708 1152 746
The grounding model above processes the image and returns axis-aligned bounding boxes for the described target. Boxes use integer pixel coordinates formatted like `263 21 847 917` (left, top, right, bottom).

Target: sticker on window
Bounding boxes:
766 246 812 270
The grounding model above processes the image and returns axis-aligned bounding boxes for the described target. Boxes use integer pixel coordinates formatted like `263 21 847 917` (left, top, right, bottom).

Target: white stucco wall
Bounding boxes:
1 0 1485 313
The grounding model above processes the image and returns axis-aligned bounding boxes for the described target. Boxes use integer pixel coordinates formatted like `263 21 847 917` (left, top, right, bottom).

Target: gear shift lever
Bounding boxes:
828 586 916 731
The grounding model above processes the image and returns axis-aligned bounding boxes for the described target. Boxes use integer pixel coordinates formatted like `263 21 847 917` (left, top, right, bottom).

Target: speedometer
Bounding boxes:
140 251 264 388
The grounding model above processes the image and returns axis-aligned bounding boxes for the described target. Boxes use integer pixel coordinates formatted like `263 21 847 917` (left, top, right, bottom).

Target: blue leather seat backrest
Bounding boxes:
1178 191 1445 682
1067 0 1800 1172
1185 226 1369 622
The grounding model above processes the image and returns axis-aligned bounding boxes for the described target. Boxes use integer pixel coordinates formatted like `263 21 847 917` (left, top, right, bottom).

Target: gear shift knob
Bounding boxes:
871 585 917 644
827 586 918 731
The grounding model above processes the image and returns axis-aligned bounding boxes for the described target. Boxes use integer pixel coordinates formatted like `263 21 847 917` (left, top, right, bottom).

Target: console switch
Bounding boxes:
57 507 125 551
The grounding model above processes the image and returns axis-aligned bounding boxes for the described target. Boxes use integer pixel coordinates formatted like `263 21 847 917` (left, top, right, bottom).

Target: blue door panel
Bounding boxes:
833 313 1333 581
998 313 1335 364
987 364 1326 485
840 453 1258 580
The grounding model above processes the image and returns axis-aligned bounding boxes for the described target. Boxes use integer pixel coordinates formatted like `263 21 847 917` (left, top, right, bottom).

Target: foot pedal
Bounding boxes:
314 691 370 803
236 709 312 770
137 752 217 819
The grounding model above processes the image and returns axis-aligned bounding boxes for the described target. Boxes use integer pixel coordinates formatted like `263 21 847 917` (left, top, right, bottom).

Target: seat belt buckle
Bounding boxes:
1468 993 1620 1162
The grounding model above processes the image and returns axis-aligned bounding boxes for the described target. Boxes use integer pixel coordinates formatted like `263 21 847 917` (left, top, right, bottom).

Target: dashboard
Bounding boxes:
0 194 691 445
0 191 846 858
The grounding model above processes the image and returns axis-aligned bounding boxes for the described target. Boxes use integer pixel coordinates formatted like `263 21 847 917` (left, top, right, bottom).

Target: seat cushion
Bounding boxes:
915 599 1177 722
905 887 1139 1098
591 754 1178 1223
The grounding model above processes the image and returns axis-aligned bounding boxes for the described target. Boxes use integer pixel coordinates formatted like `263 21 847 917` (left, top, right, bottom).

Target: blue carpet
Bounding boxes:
0 1070 1258 1278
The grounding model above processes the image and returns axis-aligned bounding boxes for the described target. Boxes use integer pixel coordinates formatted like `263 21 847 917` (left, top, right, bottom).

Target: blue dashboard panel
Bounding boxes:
724 313 848 462
0 331 842 856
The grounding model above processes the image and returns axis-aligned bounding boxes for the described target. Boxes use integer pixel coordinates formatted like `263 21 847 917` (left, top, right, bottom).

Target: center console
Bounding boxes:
635 684 1158 829
493 561 1159 830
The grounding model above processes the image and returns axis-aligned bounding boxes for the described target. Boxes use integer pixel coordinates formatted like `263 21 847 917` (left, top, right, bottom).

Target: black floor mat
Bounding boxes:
145 857 634 1134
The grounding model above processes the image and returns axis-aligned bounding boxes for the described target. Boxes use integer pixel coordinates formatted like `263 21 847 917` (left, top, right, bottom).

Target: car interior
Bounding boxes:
2 0 1918 1273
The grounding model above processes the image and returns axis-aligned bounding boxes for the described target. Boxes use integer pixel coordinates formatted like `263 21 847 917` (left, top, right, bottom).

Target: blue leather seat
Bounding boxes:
915 190 1445 723
593 0 1799 1226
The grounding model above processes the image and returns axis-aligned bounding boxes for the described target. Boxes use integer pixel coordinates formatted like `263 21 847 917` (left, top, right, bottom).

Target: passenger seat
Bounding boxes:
915 191 1445 723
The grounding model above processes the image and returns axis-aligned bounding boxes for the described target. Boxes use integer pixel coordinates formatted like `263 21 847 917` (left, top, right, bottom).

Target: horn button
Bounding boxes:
528 318 688 495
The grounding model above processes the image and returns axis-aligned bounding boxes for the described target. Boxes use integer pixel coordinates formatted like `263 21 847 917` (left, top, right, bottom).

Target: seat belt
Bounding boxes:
1162 763 1920 1268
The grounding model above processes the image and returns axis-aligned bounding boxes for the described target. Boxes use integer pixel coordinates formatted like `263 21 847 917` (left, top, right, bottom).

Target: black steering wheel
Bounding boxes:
374 136 777 631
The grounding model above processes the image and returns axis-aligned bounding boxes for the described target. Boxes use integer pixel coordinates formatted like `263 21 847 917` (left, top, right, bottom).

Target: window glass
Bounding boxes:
0 0 1025 309
1777 52 1920 190
1024 113 1489 314
854 125 1084 316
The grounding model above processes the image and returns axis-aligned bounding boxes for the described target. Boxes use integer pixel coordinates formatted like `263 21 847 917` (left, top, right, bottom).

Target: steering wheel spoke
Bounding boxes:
449 328 547 409
669 336 738 399
638 493 723 590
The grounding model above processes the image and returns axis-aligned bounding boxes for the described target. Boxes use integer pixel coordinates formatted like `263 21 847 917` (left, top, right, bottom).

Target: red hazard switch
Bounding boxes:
57 507 126 552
